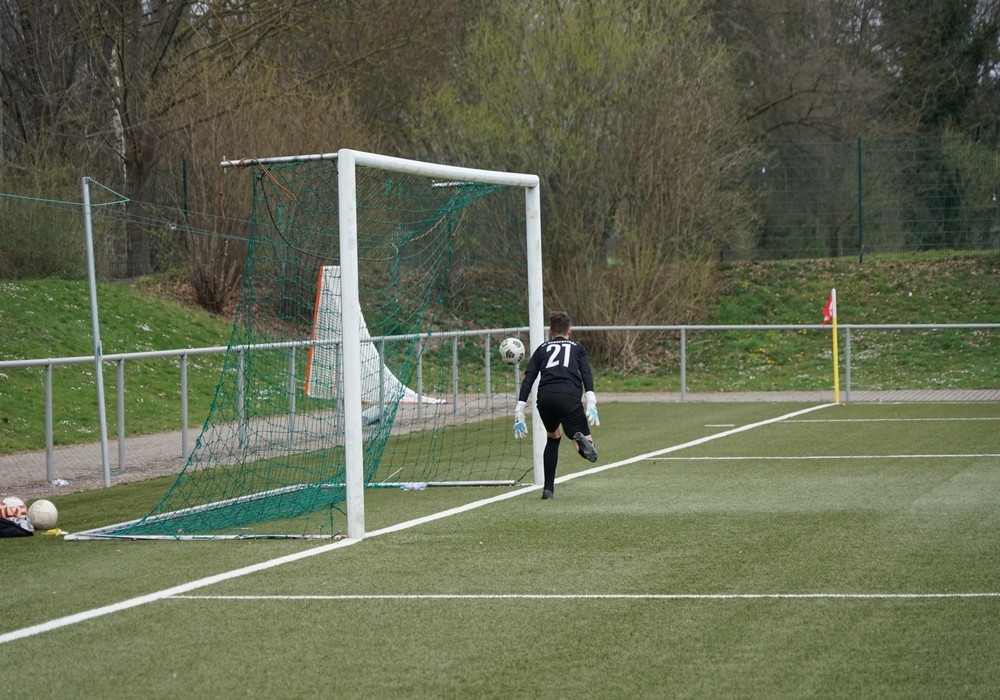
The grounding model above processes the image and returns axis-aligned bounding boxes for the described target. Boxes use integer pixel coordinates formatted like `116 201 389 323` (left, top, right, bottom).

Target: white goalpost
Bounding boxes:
334 150 545 539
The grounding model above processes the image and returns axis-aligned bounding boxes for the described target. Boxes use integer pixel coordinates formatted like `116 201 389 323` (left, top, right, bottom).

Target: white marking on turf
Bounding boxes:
171 592 1000 601
650 454 1000 461
553 403 838 485
0 403 835 646
787 417 1000 423
0 537 362 645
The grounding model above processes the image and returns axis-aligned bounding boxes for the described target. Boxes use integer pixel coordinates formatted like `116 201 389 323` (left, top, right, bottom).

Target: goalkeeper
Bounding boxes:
513 311 600 500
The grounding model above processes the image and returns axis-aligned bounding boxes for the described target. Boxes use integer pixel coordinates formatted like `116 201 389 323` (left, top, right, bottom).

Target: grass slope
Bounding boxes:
600 254 1000 391
0 278 233 453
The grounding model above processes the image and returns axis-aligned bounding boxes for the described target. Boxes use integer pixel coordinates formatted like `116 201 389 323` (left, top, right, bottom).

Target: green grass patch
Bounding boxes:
0 278 233 452
598 254 1000 392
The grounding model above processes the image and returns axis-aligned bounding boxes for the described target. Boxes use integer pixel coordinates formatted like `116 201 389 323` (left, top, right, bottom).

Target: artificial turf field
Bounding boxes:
3 400 999 698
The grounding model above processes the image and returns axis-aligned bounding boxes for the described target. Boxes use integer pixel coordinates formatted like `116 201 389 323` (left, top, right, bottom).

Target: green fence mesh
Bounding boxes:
97 156 533 538
754 135 1000 260
7 137 999 281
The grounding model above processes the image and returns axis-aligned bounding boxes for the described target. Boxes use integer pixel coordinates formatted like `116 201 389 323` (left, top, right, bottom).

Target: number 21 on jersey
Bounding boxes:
545 342 572 368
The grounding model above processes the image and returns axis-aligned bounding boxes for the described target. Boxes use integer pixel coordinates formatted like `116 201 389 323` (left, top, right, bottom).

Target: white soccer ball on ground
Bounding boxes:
498 337 525 365
28 499 58 530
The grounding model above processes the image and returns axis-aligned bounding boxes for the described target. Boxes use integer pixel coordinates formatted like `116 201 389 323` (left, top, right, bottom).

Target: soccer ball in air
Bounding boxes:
499 337 525 365
28 499 58 530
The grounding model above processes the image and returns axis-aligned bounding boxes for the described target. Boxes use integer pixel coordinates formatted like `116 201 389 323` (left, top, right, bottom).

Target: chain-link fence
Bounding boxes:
0 161 251 285
4 137 1000 281
755 135 1000 260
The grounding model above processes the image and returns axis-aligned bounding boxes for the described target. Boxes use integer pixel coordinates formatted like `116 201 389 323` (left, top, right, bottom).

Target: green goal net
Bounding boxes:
70 152 542 540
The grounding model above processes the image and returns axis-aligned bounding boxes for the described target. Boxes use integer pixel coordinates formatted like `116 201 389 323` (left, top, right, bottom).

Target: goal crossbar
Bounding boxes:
221 150 540 189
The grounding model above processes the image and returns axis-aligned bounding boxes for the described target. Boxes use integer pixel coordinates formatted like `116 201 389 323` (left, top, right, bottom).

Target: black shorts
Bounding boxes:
535 391 589 438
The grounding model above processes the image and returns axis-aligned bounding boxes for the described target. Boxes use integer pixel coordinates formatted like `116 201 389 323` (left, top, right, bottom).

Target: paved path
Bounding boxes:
3 389 998 499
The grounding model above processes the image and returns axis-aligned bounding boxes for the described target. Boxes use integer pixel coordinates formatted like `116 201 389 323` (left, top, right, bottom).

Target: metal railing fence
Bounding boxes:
1 323 998 485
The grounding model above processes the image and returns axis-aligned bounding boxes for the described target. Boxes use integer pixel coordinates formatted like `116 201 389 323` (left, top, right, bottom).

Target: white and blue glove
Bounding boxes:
514 400 527 439
585 391 600 427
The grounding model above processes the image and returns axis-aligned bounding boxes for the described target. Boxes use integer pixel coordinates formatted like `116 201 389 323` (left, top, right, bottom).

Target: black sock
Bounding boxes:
544 436 561 491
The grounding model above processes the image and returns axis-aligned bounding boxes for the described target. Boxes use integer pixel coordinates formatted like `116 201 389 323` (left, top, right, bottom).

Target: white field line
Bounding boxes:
1 403 835 646
542 403 839 485
787 417 1000 423
171 592 1000 601
650 454 1000 461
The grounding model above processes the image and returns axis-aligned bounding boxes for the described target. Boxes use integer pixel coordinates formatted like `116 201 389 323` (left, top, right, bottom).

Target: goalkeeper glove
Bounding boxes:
585 391 600 427
514 400 527 439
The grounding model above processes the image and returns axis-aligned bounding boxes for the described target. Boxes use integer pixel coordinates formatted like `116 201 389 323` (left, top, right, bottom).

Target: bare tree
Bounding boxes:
709 0 899 141
267 0 482 153
413 0 759 370
707 0 908 257
0 1 93 175
160 50 381 313
65 2 308 276
877 0 1000 133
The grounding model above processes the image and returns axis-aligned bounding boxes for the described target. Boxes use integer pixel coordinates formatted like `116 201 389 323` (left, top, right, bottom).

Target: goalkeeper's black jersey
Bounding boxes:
517 337 594 402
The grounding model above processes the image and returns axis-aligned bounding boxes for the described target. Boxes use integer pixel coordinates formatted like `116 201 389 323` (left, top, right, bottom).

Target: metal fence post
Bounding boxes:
237 348 246 448
452 336 459 413
45 362 53 482
180 353 189 458
484 334 492 412
287 347 297 435
845 328 852 402
680 328 687 403
857 137 864 264
416 339 424 423
117 358 126 472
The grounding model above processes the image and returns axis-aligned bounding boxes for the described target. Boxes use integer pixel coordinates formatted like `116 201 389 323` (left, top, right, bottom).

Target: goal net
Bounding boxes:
69 151 544 540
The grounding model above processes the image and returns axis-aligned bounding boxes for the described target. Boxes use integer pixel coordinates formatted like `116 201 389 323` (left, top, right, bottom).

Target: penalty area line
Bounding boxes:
0 403 835 646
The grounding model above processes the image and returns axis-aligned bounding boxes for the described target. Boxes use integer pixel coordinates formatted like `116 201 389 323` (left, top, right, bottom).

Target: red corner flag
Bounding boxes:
822 289 837 325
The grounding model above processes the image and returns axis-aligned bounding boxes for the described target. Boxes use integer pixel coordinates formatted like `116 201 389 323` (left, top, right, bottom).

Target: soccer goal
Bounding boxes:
68 150 545 541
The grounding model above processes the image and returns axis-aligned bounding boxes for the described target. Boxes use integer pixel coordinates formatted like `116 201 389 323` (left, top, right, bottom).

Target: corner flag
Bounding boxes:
822 288 840 403
822 290 836 325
